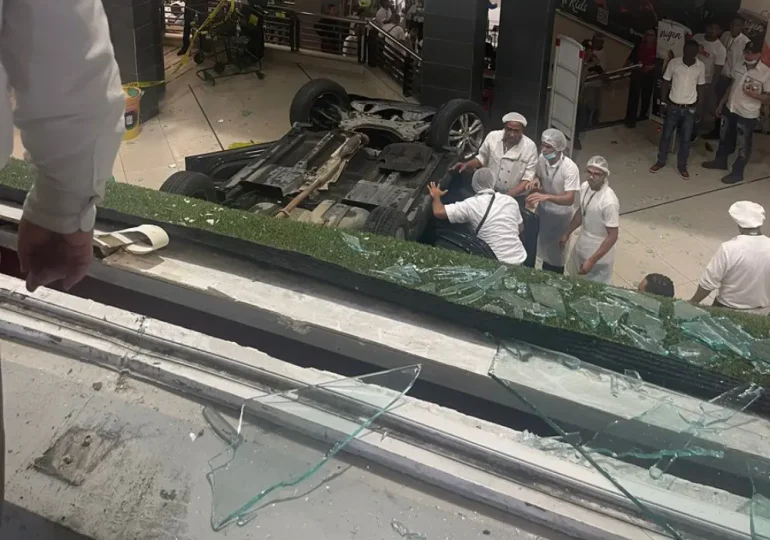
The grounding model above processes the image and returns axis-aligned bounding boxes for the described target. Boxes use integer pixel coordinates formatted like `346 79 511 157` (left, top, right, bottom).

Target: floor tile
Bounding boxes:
119 118 176 172
612 244 688 288
124 165 177 190
674 280 699 302
652 236 713 282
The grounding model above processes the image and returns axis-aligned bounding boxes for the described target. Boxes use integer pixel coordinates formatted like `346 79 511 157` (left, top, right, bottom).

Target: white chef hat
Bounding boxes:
502 112 527 127
541 128 567 151
472 167 496 192
729 201 765 228
586 155 610 176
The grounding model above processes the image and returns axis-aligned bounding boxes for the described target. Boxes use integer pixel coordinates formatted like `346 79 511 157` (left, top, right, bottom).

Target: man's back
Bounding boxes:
705 235 770 310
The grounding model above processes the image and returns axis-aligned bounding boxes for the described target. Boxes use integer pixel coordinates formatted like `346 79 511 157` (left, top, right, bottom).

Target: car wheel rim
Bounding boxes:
448 113 484 159
309 93 345 130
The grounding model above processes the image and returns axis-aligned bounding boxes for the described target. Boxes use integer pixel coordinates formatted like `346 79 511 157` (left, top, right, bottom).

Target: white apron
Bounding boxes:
567 186 616 284
536 160 575 267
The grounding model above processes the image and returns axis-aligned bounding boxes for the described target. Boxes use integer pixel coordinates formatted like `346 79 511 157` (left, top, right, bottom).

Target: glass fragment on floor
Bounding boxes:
481 303 506 315
340 232 379 257
619 324 668 356
626 309 666 342
670 341 718 367
391 519 428 540
373 264 422 286
530 284 566 316
204 365 420 531
570 296 601 329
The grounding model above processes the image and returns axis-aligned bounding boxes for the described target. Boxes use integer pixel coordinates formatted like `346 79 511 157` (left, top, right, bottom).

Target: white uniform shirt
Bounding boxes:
693 34 726 83
445 190 527 265
663 57 706 105
476 130 538 193
382 22 405 41
699 234 770 310
726 61 770 119
0 0 124 234
577 182 620 236
535 155 580 216
720 31 751 79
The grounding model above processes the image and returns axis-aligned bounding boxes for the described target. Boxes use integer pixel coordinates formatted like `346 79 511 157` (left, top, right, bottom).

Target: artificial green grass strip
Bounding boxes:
2 158 769 386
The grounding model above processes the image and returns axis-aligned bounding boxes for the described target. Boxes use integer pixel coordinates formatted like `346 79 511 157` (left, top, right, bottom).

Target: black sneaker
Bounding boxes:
721 173 744 185
702 160 728 170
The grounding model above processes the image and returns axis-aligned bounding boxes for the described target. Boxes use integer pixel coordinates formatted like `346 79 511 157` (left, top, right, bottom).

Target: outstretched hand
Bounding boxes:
17 218 94 292
427 182 447 199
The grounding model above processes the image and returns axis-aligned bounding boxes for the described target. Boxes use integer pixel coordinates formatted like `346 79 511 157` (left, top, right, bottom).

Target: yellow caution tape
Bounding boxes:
122 81 166 89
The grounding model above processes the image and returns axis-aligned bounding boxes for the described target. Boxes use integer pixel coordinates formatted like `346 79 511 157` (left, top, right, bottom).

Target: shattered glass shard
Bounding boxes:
205 365 420 531
530 284 566 316
391 519 427 540
515 282 529 297
476 266 507 290
547 277 574 292
490 291 531 311
431 266 489 283
619 324 668 356
481 303 507 315
751 340 770 365
610 370 644 397
416 283 437 293
670 341 718 367
340 232 379 256
605 288 661 316
503 276 519 290
438 281 476 297
624 370 643 390
681 317 751 358
373 265 422 286
455 289 486 306
626 309 666 342
596 302 628 328
672 300 708 321
528 303 558 319
570 297 601 328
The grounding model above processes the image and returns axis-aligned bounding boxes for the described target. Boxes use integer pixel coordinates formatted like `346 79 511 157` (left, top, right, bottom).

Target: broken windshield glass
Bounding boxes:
205 365 420 530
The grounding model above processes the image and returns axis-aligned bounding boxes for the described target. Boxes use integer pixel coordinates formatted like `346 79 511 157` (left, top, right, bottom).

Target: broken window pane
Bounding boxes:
673 300 708 321
670 341 718 367
681 317 752 358
626 309 666 342
605 288 662 316
596 301 627 328
205 365 420 530
340 232 379 257
373 264 422 286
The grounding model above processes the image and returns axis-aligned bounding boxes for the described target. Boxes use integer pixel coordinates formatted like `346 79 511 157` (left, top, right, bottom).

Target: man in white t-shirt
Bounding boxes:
694 22 727 85
454 112 538 198
428 168 527 265
690 201 770 315
703 40 770 184
706 16 751 139
650 40 706 179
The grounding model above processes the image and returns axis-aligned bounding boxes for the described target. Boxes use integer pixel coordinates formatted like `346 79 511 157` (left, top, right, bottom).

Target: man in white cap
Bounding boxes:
690 201 770 314
427 168 527 265
525 128 580 275
559 156 620 284
454 112 538 198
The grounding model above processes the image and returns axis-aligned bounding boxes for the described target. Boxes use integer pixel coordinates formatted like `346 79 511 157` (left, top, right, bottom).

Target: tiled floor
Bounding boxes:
12 45 770 305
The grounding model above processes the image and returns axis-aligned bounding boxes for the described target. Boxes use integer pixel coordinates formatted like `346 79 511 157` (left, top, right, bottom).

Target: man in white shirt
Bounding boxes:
561 156 620 285
382 13 406 42
524 129 580 275
649 40 706 179
454 112 538 198
428 168 527 265
691 201 770 315
706 16 751 139
694 22 727 85
0 0 124 515
375 0 393 24
703 40 770 184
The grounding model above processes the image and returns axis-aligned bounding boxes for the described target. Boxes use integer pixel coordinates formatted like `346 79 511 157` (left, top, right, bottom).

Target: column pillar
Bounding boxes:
491 0 558 137
420 0 488 108
103 0 166 122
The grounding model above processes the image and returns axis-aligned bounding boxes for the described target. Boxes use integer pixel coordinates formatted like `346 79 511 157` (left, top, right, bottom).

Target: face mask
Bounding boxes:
543 151 557 161
746 59 759 67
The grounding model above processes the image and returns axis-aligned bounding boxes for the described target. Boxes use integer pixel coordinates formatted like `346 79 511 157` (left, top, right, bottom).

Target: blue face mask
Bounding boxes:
543 151 557 162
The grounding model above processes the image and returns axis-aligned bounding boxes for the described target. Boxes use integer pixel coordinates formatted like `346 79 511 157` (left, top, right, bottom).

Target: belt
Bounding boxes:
670 102 696 109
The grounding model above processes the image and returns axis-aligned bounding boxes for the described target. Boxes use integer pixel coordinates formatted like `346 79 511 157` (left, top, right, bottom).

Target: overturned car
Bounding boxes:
159 79 489 242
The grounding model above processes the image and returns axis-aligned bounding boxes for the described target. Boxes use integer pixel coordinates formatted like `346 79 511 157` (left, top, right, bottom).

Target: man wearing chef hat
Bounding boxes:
454 112 539 199
690 201 770 314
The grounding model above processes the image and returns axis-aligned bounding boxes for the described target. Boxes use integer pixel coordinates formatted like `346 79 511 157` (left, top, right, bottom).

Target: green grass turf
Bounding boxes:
2 158 769 386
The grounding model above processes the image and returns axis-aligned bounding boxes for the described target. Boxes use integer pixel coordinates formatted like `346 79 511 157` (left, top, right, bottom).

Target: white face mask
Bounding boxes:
746 58 760 67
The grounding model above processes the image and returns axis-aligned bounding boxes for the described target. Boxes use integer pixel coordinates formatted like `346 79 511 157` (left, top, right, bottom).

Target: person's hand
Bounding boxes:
526 192 549 206
17 218 94 293
559 234 569 251
427 182 447 199
525 178 541 192
451 161 469 173
578 257 596 275
715 102 723 118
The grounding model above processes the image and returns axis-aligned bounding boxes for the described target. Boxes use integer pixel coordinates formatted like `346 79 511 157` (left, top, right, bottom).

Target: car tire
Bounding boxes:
289 79 351 130
363 206 410 240
160 171 218 202
428 99 489 158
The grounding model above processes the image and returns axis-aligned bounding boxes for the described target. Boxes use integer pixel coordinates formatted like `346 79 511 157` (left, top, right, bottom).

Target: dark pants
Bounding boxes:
709 76 732 133
182 4 207 50
656 104 696 169
625 70 655 125
542 262 565 275
714 110 757 179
